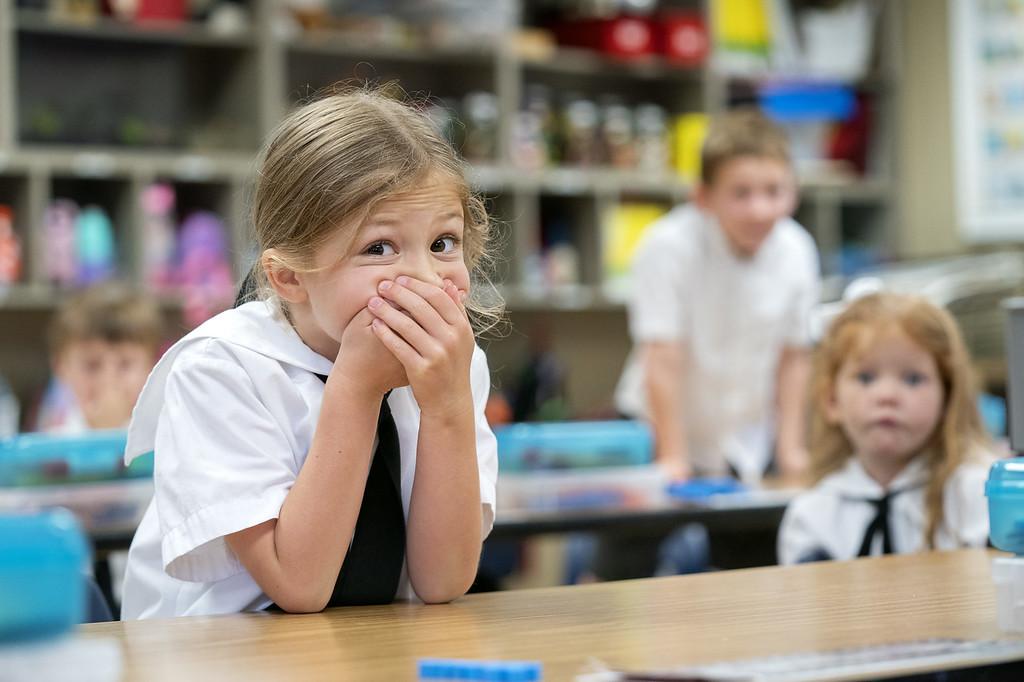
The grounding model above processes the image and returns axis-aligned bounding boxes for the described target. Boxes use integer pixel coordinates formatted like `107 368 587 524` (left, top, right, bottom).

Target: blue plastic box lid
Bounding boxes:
495 420 653 473
0 430 151 487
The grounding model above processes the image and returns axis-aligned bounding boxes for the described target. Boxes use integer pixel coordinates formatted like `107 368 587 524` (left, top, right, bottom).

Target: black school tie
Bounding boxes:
857 493 894 557
316 375 407 606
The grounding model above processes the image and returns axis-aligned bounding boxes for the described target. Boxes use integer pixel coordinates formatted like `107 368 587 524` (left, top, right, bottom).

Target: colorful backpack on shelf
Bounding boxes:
74 206 117 286
176 211 234 328
141 183 177 293
43 199 78 288
0 206 21 286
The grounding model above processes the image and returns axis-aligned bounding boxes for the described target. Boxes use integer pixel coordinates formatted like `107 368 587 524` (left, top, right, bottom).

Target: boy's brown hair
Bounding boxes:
49 281 164 355
700 107 792 184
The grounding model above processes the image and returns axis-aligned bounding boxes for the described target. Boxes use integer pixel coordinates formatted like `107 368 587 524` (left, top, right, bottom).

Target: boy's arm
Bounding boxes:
643 340 691 481
775 345 811 477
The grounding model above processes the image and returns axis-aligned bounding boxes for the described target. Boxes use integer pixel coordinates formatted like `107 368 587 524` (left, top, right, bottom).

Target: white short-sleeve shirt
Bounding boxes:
777 454 992 565
614 204 820 480
120 301 498 619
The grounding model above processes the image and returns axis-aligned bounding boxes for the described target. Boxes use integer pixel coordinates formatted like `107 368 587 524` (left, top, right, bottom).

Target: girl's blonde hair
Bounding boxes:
248 85 502 332
809 292 991 546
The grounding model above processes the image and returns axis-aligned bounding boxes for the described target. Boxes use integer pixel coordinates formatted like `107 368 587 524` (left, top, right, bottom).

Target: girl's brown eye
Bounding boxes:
431 237 456 253
366 241 394 256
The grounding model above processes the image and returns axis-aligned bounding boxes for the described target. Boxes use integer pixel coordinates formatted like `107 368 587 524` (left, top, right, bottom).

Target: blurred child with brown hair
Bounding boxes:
615 108 820 484
36 281 163 433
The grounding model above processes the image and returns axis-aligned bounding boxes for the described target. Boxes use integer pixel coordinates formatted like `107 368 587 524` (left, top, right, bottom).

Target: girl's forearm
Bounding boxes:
406 395 482 604
266 384 382 609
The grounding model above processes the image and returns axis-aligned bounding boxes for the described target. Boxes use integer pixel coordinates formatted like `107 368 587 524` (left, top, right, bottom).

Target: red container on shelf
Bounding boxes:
553 16 656 59
657 12 709 66
135 0 187 22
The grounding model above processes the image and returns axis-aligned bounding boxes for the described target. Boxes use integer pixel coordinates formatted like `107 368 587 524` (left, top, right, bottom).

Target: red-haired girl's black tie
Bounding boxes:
857 493 894 557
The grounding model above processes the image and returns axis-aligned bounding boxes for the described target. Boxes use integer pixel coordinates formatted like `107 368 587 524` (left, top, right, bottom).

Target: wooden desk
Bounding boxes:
78 549 1022 681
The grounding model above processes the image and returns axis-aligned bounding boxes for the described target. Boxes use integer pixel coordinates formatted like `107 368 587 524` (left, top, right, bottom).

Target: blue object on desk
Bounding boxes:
666 477 747 500
418 658 542 681
0 430 149 486
495 420 652 472
986 457 1024 554
0 508 87 642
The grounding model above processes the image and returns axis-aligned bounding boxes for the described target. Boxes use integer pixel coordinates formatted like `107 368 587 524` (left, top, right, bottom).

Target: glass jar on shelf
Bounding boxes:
461 91 500 163
513 85 558 170
562 95 601 167
600 97 636 169
634 102 670 173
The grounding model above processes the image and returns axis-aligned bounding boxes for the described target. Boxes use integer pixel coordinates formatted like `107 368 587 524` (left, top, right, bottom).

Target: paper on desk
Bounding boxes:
577 638 1024 682
0 636 122 682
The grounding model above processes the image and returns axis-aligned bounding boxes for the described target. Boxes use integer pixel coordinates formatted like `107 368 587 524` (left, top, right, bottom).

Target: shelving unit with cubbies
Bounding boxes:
0 0 903 417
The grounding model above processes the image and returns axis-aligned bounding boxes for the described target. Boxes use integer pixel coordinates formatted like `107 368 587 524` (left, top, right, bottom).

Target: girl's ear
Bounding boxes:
262 249 308 304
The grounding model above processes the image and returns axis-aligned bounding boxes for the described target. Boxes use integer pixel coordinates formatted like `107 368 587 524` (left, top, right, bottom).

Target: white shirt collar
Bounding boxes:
822 455 930 498
195 301 335 376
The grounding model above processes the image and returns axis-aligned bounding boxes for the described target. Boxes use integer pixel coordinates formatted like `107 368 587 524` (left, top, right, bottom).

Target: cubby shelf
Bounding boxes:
0 0 903 412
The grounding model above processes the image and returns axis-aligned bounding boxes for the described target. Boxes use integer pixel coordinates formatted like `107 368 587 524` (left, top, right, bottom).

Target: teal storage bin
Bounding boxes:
986 457 1024 554
0 431 149 486
0 508 87 642
495 420 653 472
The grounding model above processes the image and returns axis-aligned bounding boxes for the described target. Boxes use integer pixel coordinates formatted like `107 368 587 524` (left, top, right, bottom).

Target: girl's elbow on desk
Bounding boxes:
410 558 479 604
268 584 333 614
413 579 474 605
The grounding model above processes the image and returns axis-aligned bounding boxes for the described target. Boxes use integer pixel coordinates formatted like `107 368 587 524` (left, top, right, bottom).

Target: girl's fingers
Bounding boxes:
380 276 464 328
370 318 420 368
443 280 470 319
368 296 436 356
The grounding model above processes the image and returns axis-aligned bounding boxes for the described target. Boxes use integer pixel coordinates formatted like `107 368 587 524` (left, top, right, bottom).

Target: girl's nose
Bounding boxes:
872 376 901 403
399 253 443 285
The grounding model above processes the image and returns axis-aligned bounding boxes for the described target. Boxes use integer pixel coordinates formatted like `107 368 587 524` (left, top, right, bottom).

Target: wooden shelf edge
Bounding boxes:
15 9 257 49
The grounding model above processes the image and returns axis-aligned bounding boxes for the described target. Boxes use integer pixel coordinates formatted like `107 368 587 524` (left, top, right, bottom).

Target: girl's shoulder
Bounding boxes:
952 441 1004 476
940 446 1002 505
125 304 330 465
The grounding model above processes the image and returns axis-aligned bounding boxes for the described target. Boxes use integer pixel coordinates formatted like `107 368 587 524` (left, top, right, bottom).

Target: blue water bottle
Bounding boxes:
986 457 1024 632
0 509 88 642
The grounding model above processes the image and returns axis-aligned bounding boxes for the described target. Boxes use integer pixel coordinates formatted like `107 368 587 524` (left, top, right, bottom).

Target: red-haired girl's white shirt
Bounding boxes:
120 301 498 619
777 453 992 565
